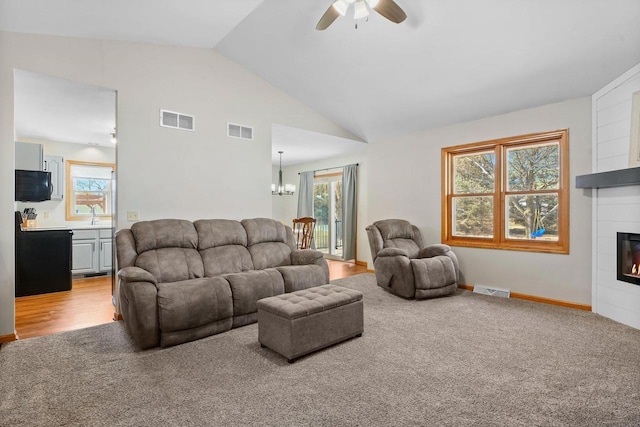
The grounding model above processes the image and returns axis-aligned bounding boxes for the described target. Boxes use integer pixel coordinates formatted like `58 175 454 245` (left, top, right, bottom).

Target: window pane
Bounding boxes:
74 191 107 215
74 178 108 192
453 196 493 238
507 143 559 191
73 177 110 215
314 183 329 251
506 194 559 241
453 152 495 194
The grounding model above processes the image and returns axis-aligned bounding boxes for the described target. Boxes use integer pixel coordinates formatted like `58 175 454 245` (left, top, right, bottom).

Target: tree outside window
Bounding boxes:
442 130 569 254
66 161 115 221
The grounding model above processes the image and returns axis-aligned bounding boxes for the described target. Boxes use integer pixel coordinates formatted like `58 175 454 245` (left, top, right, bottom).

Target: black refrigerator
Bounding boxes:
15 212 73 297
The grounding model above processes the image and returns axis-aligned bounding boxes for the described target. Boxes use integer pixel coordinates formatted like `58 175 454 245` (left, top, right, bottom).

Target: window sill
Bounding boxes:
444 238 569 254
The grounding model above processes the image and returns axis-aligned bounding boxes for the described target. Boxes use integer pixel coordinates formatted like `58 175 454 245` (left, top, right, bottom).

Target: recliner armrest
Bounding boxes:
291 249 324 265
419 244 452 258
117 266 158 285
377 247 409 258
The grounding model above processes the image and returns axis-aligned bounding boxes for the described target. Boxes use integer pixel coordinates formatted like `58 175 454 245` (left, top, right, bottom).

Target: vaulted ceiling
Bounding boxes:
2 0 640 161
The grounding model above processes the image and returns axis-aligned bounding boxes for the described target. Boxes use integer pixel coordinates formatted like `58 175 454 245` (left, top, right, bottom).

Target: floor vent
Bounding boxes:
227 122 253 140
160 109 195 131
473 285 511 298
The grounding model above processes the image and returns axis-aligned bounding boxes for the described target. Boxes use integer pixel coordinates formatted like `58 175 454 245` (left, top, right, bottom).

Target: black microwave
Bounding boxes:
15 169 53 202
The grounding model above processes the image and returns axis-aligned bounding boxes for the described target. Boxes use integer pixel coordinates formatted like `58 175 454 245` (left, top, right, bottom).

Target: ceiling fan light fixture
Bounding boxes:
353 0 369 19
332 0 350 16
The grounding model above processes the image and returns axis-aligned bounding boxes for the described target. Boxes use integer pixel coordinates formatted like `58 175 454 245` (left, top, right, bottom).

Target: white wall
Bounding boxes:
367 97 593 305
592 62 640 329
15 138 115 228
0 31 359 337
272 153 368 264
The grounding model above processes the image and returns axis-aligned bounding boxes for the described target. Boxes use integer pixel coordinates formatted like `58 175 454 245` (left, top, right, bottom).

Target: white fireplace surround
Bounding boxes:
591 62 640 329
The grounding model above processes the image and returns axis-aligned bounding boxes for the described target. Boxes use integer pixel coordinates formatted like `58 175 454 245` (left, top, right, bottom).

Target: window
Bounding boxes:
66 160 115 221
441 129 569 254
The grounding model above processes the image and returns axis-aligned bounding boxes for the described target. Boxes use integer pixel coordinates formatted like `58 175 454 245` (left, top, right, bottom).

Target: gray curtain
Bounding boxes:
342 164 357 261
297 171 314 218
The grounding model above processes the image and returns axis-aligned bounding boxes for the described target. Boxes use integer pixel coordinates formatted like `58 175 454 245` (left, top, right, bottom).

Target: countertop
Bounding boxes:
21 225 72 232
21 224 113 232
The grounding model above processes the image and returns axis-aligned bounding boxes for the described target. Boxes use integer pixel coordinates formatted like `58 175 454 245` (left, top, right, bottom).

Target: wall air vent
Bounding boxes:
227 122 253 140
473 285 511 298
160 110 195 131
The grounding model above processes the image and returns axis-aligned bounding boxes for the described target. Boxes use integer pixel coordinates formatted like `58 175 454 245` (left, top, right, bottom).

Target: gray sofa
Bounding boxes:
366 219 459 299
115 217 329 349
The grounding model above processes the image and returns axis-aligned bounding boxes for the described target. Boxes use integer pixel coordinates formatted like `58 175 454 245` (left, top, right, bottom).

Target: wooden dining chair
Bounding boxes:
292 217 316 250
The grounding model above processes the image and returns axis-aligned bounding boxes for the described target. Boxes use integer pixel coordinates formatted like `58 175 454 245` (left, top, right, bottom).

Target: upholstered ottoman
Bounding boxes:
257 284 363 363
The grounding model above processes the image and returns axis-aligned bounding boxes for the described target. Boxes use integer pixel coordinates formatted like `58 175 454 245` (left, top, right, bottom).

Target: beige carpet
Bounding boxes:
1 273 639 426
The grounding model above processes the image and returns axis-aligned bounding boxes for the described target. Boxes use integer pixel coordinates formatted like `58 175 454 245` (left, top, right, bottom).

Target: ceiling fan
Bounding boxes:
316 0 407 30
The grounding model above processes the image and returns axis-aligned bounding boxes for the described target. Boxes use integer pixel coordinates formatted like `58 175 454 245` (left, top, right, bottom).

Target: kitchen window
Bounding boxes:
66 160 115 221
441 129 569 254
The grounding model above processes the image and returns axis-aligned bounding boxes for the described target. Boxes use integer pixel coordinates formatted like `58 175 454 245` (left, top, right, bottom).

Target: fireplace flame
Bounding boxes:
634 264 638 275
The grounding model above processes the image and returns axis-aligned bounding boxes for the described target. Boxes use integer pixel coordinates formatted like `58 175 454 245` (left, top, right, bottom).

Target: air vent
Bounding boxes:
160 110 195 131
227 122 253 140
473 285 511 298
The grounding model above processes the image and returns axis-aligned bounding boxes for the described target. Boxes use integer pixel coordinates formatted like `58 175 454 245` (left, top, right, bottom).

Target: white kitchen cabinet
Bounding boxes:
72 239 97 274
72 228 113 275
44 155 64 201
15 141 44 171
99 238 113 272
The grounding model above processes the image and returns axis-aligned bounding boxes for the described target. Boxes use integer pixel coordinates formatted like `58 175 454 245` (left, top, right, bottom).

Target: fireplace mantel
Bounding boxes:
575 166 640 188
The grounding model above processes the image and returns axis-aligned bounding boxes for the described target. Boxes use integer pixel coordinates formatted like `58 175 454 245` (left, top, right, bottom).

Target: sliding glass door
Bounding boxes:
313 174 343 259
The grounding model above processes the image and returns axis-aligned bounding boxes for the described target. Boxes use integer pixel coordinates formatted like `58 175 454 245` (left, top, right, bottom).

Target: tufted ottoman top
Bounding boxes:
257 284 363 320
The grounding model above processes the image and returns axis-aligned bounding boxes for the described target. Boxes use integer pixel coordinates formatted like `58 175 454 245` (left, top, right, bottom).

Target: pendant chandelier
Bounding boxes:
272 151 296 196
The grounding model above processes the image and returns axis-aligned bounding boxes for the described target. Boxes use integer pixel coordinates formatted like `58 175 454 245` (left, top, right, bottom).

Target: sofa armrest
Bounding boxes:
117 266 158 285
377 247 409 258
291 249 324 265
419 244 452 258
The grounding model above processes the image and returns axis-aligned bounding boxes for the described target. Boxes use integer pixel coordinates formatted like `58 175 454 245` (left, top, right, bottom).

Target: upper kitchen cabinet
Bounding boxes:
44 155 64 200
15 141 43 171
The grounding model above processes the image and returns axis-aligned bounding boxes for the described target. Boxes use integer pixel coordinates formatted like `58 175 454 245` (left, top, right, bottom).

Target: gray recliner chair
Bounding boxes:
366 219 459 299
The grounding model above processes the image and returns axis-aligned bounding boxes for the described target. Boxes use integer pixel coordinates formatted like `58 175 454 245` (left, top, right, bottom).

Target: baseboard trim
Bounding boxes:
355 260 367 267
366 269 375 273
0 331 18 344
458 284 592 311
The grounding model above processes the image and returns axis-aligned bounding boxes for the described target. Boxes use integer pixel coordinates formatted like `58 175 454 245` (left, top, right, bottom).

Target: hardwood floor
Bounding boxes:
327 259 369 279
13 259 369 340
15 276 114 340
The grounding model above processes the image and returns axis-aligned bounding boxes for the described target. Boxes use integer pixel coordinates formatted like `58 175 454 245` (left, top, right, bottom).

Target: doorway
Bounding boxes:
13 69 117 339
314 172 343 259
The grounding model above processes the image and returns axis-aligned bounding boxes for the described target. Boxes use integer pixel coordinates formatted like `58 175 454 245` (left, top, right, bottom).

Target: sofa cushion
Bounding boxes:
383 238 420 259
156 277 233 333
131 219 204 282
194 219 254 276
136 248 204 283
242 218 288 246
224 269 285 317
131 219 198 253
200 246 254 276
411 257 456 290
194 219 248 249
242 218 292 269
276 265 328 293
248 242 292 270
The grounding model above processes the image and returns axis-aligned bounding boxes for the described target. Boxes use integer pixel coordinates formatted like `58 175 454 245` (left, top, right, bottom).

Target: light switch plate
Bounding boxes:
127 211 139 221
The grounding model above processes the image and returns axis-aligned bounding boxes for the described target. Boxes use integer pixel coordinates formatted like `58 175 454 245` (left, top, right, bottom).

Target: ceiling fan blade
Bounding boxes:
316 4 340 30
373 0 407 24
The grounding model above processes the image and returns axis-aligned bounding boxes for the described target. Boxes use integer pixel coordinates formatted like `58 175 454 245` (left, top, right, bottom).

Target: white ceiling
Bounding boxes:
14 70 116 146
3 0 640 164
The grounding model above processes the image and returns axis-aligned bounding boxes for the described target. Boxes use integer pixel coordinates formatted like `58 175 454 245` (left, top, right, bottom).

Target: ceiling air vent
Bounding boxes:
160 110 195 131
227 122 253 140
